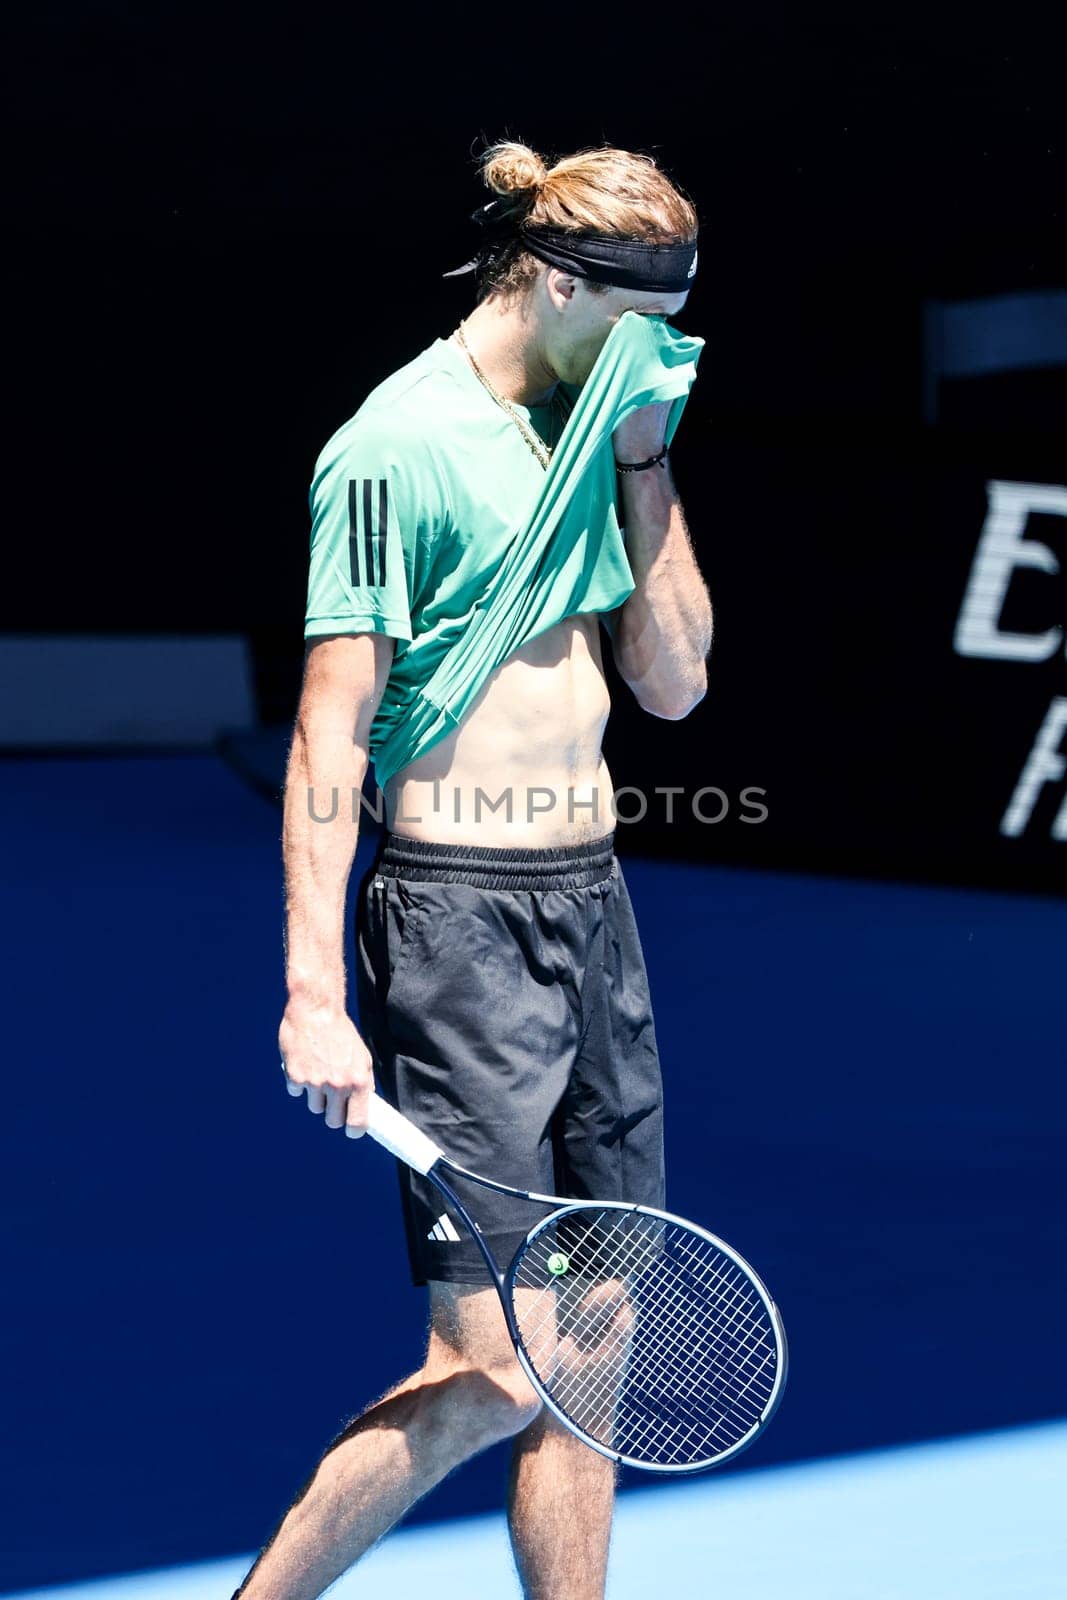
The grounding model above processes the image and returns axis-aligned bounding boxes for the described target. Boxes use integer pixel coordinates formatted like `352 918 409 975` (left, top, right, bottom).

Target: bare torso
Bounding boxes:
383 614 615 847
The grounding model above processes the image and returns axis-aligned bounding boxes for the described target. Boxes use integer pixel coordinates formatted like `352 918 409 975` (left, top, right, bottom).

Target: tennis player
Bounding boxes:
236 138 712 1600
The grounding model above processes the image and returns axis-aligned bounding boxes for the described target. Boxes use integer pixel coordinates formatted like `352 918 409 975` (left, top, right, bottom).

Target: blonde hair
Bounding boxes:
470 138 698 301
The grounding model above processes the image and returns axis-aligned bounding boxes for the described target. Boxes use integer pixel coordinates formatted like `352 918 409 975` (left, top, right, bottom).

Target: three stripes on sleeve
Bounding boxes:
348 478 389 589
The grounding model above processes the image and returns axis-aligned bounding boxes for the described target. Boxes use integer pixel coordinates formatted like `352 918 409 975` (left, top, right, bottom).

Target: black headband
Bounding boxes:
442 198 698 294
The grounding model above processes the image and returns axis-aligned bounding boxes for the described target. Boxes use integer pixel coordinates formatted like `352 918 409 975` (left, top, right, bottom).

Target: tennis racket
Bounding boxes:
362 1091 788 1474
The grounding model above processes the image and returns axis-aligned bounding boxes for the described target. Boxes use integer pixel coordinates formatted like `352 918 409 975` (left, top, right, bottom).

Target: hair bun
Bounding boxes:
479 140 548 205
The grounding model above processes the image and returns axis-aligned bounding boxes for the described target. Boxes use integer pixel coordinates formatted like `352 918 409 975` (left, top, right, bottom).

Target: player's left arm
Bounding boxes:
609 400 713 720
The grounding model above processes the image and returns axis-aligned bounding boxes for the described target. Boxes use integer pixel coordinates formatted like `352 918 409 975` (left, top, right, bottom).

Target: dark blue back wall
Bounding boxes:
6 8 1066 896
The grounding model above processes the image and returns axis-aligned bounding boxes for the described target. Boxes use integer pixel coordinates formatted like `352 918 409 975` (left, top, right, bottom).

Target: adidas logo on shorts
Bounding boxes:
427 1212 461 1243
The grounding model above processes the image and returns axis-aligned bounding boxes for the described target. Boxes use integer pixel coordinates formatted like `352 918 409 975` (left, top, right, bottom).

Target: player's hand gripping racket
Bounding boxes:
362 1092 788 1474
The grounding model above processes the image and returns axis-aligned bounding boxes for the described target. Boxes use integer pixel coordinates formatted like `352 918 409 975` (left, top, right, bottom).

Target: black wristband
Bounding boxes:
615 445 670 473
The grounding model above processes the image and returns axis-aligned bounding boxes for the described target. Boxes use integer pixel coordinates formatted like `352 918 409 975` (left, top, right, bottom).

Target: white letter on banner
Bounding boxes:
1000 697 1067 839
954 480 1067 662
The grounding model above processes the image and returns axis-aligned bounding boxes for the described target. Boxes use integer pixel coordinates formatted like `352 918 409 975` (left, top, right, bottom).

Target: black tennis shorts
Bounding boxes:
354 830 666 1288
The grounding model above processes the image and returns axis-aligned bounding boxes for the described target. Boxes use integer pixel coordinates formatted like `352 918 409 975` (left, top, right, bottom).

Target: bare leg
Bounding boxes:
507 1405 618 1600
507 1274 633 1599
234 1283 541 1600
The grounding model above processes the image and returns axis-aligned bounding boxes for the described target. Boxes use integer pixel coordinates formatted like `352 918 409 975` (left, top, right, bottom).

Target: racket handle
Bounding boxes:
364 1093 443 1175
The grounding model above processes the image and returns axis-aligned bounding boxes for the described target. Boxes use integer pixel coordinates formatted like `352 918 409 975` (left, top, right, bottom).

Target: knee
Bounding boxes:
422 1285 543 1447
432 1358 543 1449
479 1361 543 1441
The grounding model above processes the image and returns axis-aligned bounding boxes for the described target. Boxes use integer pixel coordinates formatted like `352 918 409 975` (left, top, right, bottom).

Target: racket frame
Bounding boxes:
502 1193 790 1473
365 1093 788 1474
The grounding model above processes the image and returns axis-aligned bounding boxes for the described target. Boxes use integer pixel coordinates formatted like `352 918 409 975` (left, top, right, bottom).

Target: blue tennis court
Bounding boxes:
5 1423 1065 1599
2 753 1065 1596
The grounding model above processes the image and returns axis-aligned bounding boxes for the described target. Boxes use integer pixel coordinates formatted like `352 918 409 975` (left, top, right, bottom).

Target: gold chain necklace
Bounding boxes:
453 320 572 470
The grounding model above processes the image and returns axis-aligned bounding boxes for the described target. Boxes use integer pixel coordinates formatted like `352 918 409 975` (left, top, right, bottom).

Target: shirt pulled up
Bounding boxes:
304 310 705 790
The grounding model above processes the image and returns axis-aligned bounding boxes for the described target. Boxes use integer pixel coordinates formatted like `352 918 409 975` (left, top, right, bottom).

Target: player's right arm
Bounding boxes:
280 405 438 1131
279 632 395 1135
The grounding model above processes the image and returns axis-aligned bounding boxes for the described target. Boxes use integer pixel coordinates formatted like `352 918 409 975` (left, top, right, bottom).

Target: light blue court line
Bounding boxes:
5 1420 1065 1600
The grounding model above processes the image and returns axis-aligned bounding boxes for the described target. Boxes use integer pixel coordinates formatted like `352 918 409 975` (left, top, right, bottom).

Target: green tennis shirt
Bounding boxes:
305 310 704 788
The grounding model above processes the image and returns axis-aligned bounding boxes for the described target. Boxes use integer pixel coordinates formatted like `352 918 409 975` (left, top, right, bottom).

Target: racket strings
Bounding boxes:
511 1209 781 1468
511 1209 614 1350
606 1276 776 1461
523 1219 766 1400
555 1256 774 1437
529 1258 773 1463
628 1241 776 1401
547 1250 773 1456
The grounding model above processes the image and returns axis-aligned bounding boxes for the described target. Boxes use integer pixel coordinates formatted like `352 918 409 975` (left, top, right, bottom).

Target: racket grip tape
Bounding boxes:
364 1093 443 1175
